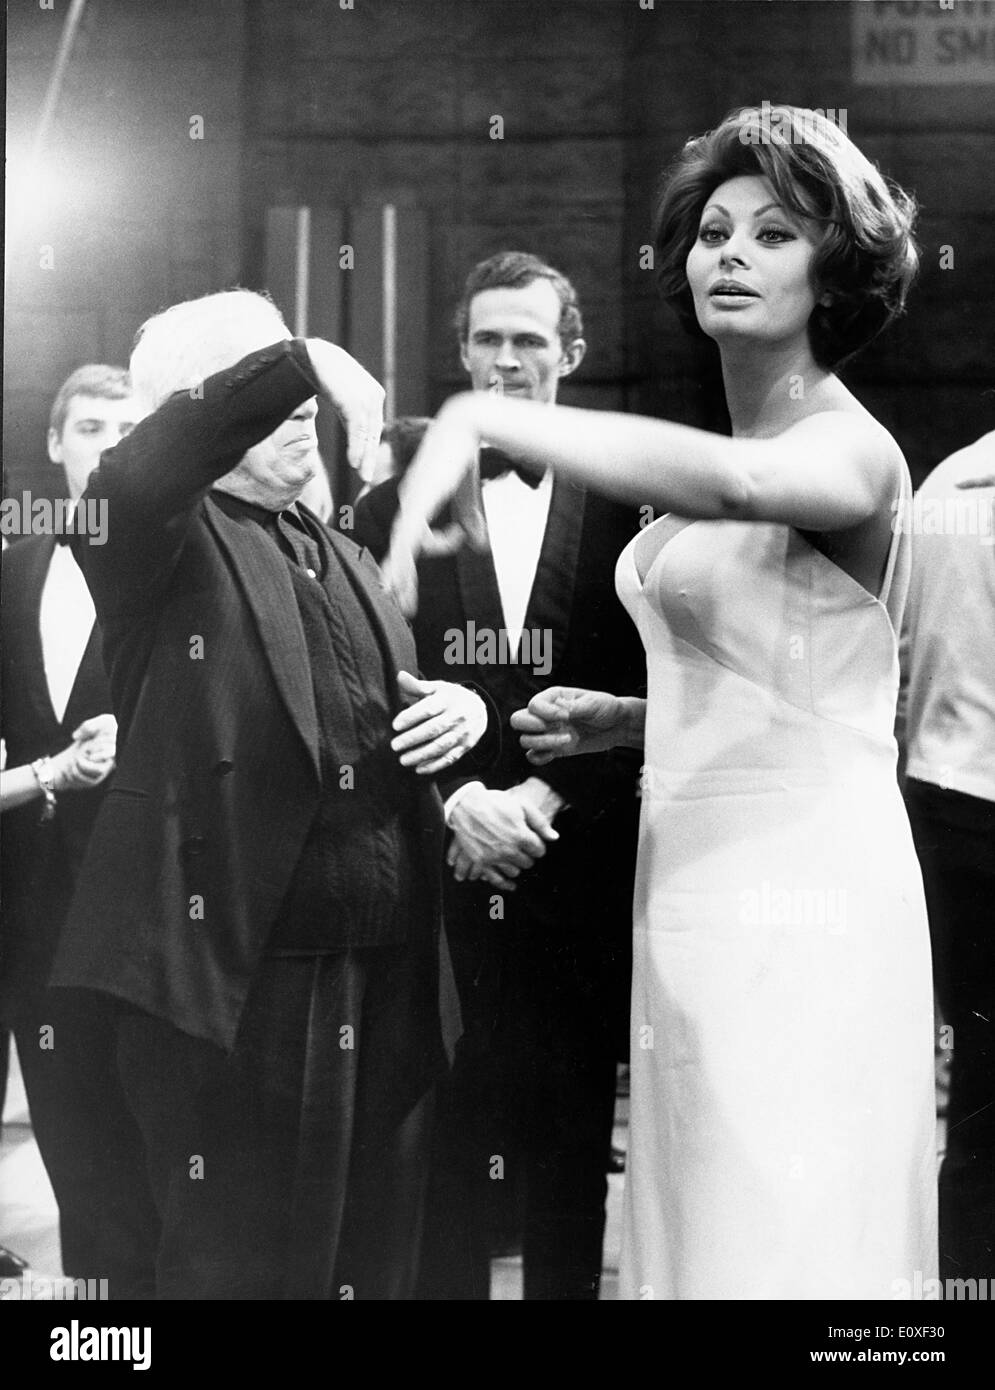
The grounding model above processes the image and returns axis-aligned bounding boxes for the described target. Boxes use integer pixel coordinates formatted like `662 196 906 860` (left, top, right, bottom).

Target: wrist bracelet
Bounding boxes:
30 757 58 822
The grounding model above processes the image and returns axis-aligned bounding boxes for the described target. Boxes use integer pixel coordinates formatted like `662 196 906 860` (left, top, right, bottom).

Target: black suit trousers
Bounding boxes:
14 988 160 1298
115 948 436 1300
417 834 626 1301
906 778 995 1282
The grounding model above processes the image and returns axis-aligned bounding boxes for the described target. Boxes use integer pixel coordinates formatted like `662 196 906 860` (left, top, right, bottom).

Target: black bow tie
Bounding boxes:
478 448 543 490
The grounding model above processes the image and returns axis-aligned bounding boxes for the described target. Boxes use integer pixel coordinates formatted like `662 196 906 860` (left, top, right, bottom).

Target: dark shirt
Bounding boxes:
212 490 422 951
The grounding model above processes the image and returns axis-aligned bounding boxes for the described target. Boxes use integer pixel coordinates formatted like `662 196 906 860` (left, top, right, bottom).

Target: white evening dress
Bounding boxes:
615 477 938 1300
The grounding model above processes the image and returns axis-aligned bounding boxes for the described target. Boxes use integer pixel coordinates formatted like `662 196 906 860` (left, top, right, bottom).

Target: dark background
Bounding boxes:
5 0 993 506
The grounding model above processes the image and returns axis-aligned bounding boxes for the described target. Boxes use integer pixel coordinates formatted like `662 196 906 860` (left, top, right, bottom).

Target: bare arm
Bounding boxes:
449 392 894 524
0 717 118 813
384 392 900 611
1 765 45 812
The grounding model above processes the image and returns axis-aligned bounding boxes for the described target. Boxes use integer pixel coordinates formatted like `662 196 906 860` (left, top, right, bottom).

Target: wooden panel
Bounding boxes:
350 203 429 418
264 204 346 499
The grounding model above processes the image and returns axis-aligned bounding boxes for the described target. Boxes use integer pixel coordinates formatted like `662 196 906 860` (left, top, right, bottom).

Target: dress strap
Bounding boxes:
878 465 912 627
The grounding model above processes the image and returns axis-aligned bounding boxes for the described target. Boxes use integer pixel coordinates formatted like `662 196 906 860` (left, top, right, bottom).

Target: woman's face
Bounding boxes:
685 174 824 356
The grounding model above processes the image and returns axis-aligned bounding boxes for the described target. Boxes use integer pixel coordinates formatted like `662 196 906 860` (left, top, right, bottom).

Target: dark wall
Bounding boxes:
5 0 246 498
623 0 995 475
5 0 994 500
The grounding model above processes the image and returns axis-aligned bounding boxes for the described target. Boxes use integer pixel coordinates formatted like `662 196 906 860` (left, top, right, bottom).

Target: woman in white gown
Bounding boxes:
385 105 938 1299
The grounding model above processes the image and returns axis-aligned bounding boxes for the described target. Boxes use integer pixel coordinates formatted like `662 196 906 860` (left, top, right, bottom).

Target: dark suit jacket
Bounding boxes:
354 471 645 1036
53 341 460 1057
0 537 113 1024
353 472 646 833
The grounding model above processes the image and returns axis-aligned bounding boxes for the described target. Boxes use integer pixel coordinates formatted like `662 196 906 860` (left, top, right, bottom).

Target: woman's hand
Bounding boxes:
511 687 636 764
49 714 118 790
0 714 118 813
381 396 489 615
71 714 117 762
390 671 489 775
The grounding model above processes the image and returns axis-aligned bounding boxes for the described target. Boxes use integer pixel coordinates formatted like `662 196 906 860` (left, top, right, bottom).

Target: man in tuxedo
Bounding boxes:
354 252 644 1299
51 290 493 1299
1 366 161 1297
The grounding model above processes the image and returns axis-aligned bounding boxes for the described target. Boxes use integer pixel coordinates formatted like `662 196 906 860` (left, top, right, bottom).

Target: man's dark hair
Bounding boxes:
453 251 584 348
381 416 432 476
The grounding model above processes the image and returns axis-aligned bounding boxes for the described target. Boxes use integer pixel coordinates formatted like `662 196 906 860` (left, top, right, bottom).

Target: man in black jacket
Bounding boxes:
1 365 160 1297
355 253 644 1300
52 290 492 1299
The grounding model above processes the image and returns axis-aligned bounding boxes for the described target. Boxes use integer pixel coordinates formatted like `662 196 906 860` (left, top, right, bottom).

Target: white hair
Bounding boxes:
129 289 290 411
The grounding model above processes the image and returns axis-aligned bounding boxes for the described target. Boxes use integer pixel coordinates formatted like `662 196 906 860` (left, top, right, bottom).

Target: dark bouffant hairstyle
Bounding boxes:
653 105 919 369
453 250 584 349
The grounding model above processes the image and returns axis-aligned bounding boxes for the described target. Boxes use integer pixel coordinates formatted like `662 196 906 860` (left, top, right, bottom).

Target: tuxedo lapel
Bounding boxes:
24 534 56 604
521 477 585 675
21 537 61 728
62 619 107 736
455 531 505 637
204 498 320 774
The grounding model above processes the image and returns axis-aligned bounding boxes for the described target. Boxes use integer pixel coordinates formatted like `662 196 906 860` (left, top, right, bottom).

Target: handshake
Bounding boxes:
50 713 118 792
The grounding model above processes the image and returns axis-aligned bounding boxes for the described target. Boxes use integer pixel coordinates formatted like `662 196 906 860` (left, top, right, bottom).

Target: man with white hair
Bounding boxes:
51 290 493 1299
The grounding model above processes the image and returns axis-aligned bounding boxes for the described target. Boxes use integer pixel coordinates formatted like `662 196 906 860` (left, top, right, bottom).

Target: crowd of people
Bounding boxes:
1 104 991 1300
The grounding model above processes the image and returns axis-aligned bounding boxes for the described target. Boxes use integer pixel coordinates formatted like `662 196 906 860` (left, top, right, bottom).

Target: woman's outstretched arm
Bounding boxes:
383 390 901 611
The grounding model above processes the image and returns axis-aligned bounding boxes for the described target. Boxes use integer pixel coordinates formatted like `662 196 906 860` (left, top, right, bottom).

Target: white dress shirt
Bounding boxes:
444 467 554 822
481 467 553 651
39 543 96 723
